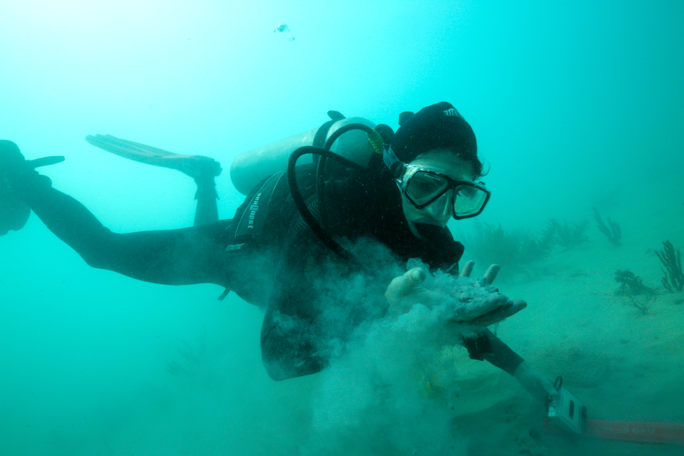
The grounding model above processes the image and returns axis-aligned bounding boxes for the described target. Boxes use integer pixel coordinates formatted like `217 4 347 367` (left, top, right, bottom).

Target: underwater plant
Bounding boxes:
553 218 589 250
593 208 621 246
166 333 207 378
614 269 655 296
519 219 557 263
623 295 657 316
464 222 522 269
655 240 684 292
463 221 556 279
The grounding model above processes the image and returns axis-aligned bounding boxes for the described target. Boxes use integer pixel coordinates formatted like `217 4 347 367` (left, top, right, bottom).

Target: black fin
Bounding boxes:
29 156 65 168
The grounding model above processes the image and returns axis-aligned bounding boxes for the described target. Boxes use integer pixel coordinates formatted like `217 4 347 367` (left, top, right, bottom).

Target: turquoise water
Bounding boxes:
1 1 684 455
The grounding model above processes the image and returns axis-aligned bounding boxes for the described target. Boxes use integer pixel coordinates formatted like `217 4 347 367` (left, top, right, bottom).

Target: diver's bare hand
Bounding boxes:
385 265 526 328
385 268 444 314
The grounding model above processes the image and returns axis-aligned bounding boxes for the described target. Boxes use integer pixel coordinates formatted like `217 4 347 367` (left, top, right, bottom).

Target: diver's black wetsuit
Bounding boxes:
16 158 522 381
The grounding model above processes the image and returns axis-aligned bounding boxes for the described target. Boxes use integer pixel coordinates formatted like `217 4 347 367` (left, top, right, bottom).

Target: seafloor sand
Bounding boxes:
2 180 682 456
247 178 684 456
440 179 684 455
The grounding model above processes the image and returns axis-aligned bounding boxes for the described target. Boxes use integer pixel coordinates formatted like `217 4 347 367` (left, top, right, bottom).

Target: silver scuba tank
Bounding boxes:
230 117 377 195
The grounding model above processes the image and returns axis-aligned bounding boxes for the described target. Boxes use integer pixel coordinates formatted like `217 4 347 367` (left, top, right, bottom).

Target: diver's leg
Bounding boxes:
85 135 222 227
20 181 232 285
3 143 232 286
194 174 219 226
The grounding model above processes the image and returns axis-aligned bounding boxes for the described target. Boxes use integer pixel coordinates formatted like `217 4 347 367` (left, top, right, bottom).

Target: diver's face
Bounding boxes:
400 149 476 228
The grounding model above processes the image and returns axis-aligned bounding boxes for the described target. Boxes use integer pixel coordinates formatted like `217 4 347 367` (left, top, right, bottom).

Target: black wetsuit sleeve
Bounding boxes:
21 186 231 287
464 328 525 375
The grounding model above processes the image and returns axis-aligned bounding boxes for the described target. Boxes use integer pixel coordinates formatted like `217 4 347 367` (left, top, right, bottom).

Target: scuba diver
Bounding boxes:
0 102 555 404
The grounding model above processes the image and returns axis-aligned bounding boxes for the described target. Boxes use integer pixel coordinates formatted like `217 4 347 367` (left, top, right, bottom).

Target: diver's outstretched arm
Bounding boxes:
454 262 555 403
466 328 555 403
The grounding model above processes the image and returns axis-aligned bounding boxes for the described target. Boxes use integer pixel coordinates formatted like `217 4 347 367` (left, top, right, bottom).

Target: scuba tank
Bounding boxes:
229 112 388 262
230 114 379 195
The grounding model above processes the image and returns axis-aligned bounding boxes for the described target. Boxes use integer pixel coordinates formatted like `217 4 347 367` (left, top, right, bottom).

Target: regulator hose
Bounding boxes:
287 123 384 262
287 146 365 262
316 123 383 234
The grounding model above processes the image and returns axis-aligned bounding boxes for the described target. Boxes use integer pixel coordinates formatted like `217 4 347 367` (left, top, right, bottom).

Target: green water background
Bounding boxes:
1 1 683 455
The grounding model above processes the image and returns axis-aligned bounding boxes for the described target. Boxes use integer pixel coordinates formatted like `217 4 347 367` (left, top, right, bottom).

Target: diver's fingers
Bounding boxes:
460 261 475 278
466 299 527 327
483 264 501 285
385 268 427 302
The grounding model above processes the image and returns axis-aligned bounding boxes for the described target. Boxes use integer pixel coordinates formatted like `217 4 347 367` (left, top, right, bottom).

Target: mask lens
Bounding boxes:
452 185 488 217
406 171 448 206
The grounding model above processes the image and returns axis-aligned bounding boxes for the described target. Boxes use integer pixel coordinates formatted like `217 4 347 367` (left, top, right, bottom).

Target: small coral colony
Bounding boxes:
465 207 683 314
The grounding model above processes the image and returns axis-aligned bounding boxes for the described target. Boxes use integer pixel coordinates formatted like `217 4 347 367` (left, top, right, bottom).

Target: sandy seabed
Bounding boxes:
2 181 683 456
442 179 684 455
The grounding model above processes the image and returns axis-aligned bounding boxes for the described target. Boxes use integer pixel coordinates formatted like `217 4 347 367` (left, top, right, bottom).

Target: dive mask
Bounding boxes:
384 146 490 220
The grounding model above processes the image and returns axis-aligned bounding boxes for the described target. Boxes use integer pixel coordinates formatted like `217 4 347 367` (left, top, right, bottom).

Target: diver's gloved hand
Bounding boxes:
513 361 556 403
385 264 527 328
